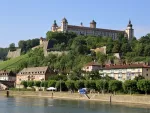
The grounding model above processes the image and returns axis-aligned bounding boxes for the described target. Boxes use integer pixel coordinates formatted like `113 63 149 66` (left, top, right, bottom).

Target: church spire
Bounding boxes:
127 19 132 27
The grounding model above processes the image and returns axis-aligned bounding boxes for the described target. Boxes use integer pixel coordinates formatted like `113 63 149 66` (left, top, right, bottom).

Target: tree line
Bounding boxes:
21 77 150 95
0 48 8 60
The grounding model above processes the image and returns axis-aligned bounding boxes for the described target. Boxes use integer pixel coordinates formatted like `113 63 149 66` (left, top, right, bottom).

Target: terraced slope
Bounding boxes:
0 54 28 71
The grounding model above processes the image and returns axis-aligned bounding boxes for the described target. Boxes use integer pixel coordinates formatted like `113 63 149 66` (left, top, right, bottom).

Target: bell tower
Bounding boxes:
90 20 96 28
125 20 134 40
61 17 68 32
51 20 58 32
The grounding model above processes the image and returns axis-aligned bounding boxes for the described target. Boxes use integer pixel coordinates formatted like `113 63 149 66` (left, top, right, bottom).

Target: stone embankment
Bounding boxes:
0 91 150 105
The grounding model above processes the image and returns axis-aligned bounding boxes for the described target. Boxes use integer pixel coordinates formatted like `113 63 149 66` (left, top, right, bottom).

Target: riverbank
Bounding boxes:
0 91 150 105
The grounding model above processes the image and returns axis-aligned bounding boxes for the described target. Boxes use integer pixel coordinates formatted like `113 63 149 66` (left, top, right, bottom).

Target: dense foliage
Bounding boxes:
2 31 150 95
20 78 150 94
2 32 150 72
18 38 39 53
0 48 8 60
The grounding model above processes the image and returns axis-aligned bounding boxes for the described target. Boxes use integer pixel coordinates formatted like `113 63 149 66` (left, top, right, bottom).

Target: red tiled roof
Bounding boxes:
68 25 125 33
0 70 10 74
84 62 101 67
19 66 48 73
104 64 150 69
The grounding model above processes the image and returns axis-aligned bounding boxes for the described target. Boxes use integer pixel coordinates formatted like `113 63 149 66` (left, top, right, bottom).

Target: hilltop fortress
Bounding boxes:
51 18 134 40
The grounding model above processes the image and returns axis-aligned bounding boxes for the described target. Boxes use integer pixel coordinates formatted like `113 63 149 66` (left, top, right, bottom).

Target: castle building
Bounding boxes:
51 18 134 40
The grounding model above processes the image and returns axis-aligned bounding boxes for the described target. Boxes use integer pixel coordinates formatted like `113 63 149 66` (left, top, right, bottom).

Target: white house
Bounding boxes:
99 63 150 81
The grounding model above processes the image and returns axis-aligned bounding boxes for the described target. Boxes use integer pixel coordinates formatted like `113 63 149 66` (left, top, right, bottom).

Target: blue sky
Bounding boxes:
1 0 150 47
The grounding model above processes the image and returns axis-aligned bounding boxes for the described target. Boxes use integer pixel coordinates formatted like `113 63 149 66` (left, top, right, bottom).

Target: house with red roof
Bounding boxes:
99 63 150 81
82 62 102 72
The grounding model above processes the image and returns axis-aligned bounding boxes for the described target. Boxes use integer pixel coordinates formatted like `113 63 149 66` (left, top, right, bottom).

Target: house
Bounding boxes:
82 62 101 72
0 70 16 90
16 66 52 86
99 63 150 81
0 70 16 81
90 46 106 54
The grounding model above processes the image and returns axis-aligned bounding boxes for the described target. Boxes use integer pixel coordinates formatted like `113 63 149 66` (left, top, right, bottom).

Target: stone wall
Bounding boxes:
7 49 21 59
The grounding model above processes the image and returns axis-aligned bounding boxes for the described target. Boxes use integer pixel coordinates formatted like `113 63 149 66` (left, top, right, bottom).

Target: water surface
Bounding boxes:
0 96 150 113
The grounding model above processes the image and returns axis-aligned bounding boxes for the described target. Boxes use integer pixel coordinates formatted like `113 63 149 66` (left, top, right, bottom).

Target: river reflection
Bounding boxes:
0 96 150 113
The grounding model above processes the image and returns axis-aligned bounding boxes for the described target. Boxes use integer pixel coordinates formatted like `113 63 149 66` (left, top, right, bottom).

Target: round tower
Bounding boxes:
125 20 134 40
51 20 58 32
61 17 68 32
90 20 96 28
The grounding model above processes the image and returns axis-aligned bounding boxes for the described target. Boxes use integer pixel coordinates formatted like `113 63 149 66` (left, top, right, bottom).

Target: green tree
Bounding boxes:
84 80 90 89
34 81 41 87
121 43 131 53
137 80 150 94
0 48 8 60
9 43 16 51
55 81 67 91
123 80 137 94
21 81 28 88
109 80 122 94
144 45 150 56
112 41 121 53
96 80 108 93
89 80 96 89
48 80 56 87
65 80 75 90
96 52 107 66
75 80 84 90
43 81 48 88
132 43 144 56
134 75 145 81
106 42 113 54
27 81 34 87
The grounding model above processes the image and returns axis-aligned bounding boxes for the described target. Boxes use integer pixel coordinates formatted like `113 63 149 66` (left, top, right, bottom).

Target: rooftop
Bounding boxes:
68 25 124 33
84 62 101 67
19 66 48 73
104 63 150 69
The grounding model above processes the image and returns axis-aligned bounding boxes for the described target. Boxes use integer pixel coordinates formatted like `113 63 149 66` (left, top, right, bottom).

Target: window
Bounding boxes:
147 69 148 71
146 74 148 76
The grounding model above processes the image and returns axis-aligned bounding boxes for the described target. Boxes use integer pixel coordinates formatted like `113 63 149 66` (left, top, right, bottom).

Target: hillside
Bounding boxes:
0 54 28 71
1 32 150 74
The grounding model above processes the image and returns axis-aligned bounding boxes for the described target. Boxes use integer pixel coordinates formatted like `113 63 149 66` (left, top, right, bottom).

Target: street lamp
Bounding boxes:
102 74 105 94
60 79 61 92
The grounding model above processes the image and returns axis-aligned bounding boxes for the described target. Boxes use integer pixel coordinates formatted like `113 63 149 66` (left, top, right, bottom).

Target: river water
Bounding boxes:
0 96 150 113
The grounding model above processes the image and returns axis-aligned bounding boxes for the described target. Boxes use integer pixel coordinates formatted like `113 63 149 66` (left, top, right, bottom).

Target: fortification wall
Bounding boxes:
7 49 21 59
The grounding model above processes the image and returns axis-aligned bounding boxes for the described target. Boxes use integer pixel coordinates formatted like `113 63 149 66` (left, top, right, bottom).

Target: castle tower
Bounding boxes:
90 20 96 28
51 20 58 32
125 20 134 40
61 17 68 32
